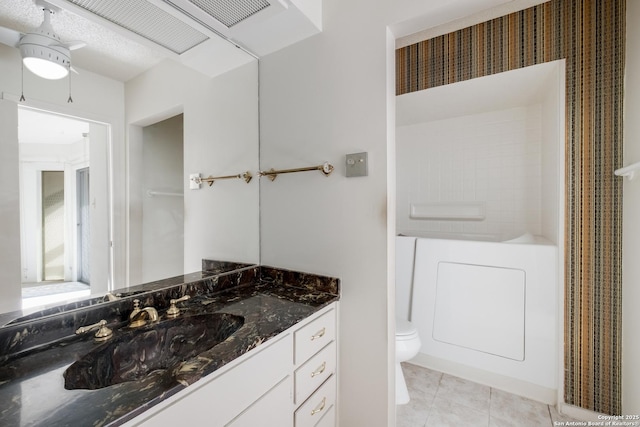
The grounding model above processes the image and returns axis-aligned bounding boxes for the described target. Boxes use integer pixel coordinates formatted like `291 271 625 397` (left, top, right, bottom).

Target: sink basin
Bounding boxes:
63 313 244 390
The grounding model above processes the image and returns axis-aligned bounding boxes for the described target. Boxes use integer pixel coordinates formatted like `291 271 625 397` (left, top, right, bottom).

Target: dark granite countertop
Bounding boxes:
0 265 340 427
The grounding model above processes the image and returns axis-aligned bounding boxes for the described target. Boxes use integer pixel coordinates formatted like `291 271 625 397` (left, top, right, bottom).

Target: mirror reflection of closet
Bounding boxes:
18 107 110 308
129 114 184 285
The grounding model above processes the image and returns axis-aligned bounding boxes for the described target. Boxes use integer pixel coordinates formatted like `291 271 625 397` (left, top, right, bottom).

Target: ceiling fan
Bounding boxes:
0 0 85 80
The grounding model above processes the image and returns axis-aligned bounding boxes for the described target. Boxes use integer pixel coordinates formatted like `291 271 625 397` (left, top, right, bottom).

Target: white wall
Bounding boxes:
259 1 554 425
623 0 640 415
0 99 21 313
259 6 392 422
88 122 111 294
126 59 259 277
540 67 563 245
0 44 125 311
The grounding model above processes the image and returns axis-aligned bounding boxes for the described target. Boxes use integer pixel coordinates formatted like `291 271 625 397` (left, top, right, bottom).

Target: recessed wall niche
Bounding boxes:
397 61 563 245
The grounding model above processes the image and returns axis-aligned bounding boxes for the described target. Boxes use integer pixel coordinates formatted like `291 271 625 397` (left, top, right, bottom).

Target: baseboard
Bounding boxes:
408 353 557 405
557 402 607 422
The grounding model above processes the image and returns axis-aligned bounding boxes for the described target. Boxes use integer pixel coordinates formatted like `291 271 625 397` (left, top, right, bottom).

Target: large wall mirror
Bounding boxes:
0 0 260 320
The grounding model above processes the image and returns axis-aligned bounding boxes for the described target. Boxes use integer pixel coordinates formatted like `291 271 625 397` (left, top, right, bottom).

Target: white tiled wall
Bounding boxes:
396 105 543 241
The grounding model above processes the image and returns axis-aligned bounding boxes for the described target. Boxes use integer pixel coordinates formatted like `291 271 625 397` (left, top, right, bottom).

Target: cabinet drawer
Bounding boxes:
294 375 336 427
226 376 293 427
295 341 336 404
314 404 335 427
294 309 335 364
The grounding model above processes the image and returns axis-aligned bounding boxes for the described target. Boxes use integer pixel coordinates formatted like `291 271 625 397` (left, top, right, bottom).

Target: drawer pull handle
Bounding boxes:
311 362 326 378
311 397 326 416
311 328 326 341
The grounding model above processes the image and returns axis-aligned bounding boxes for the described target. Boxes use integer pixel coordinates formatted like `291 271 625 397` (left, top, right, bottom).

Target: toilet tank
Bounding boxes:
395 236 417 321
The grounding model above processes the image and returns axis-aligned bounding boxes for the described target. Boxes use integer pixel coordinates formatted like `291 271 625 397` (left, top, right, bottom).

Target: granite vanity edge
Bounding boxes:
0 265 340 363
0 278 341 427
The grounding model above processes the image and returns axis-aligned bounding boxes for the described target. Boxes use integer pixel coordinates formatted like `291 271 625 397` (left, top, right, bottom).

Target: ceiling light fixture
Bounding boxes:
21 48 70 80
0 1 86 81
19 5 70 80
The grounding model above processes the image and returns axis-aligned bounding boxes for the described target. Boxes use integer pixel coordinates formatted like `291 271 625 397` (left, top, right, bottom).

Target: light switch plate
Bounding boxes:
346 152 368 177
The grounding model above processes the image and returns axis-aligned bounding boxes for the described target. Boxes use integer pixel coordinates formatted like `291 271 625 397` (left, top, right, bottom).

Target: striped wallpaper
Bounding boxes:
396 0 625 415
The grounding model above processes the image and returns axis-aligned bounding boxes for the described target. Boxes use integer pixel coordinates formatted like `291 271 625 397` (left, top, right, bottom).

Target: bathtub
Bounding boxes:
406 233 558 403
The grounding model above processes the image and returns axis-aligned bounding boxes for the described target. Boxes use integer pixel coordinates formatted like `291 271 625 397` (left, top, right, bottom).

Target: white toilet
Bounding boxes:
395 236 422 405
395 317 421 404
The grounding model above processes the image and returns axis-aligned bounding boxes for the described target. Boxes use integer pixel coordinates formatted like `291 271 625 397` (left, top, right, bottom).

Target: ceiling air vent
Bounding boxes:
64 0 209 54
186 0 270 28
160 0 288 40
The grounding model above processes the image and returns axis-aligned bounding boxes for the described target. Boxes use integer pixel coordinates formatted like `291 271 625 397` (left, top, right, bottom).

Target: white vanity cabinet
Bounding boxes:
227 376 294 427
292 308 337 426
124 303 338 427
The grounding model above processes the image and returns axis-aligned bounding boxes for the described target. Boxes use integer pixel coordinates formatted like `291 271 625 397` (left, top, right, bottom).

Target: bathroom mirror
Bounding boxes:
0 3 260 324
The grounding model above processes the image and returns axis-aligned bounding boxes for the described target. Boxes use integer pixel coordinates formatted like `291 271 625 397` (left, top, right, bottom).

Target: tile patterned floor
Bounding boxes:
397 363 587 427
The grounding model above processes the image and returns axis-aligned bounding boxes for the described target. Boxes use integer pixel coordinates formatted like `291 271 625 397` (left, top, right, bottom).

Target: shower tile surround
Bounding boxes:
396 0 625 415
0 264 340 426
397 105 544 240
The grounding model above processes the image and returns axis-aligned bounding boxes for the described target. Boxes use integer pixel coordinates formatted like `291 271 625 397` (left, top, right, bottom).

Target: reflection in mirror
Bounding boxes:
18 107 111 310
126 58 260 280
1 0 322 322
129 114 184 284
0 17 260 322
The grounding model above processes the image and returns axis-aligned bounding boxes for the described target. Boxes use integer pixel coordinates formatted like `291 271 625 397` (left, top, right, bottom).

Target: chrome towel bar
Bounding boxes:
259 162 334 181
192 171 253 186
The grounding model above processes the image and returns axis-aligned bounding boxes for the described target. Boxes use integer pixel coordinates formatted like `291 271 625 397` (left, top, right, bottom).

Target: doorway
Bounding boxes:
41 170 65 281
18 107 111 308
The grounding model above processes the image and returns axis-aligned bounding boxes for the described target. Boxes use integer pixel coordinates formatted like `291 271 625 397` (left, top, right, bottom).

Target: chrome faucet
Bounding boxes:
129 299 159 328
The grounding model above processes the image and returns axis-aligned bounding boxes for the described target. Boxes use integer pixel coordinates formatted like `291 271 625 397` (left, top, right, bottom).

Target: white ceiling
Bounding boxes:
0 0 545 82
0 0 323 83
0 0 543 84
4 0 542 142
19 108 89 145
0 0 167 82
